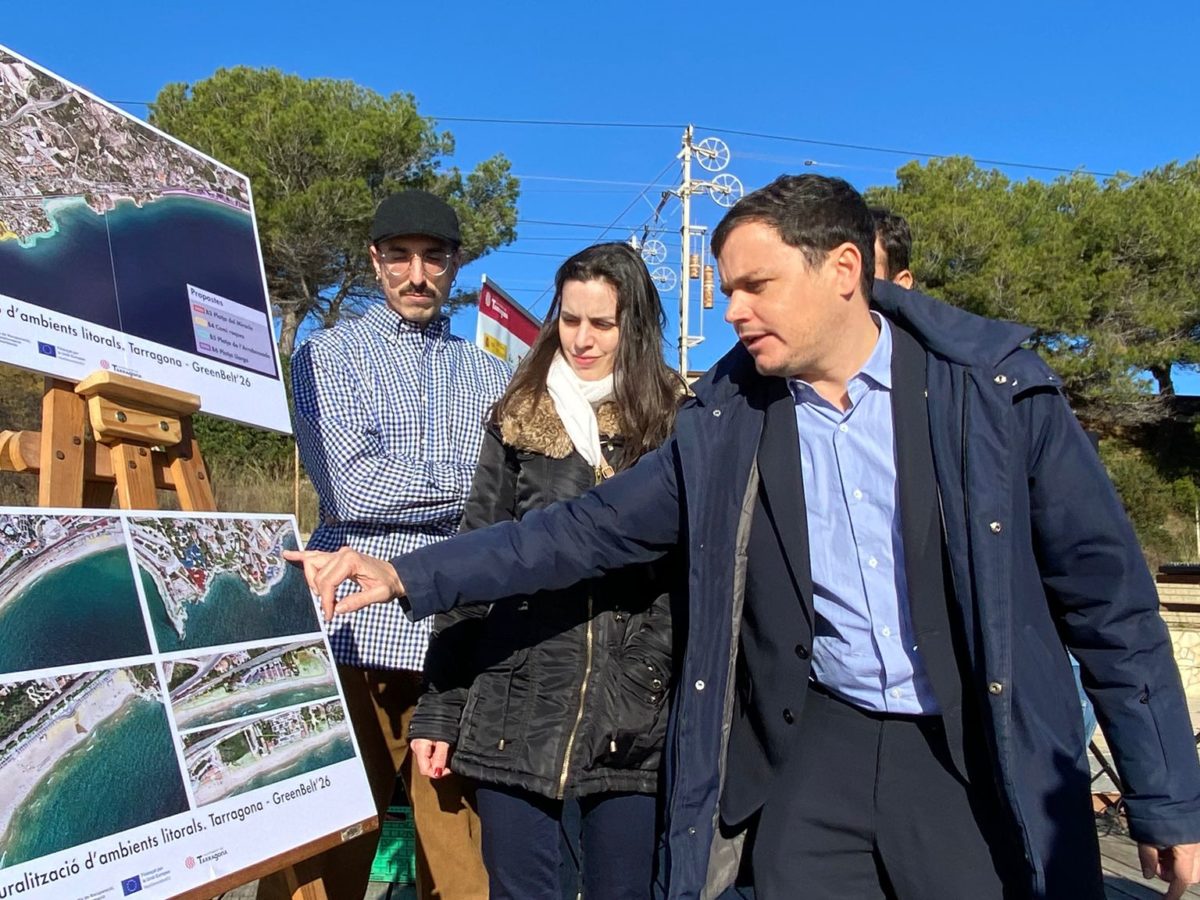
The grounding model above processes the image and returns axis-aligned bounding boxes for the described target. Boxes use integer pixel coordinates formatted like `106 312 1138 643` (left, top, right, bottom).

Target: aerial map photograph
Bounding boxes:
181 698 354 806
166 639 338 731
0 45 276 377
0 665 189 868
0 514 149 675
130 515 320 653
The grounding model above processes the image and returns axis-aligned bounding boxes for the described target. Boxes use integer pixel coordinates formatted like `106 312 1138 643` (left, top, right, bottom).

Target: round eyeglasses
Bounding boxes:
378 248 454 277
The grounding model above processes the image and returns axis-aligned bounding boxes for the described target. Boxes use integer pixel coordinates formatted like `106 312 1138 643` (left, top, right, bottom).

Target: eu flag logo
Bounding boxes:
37 342 56 357
121 875 142 894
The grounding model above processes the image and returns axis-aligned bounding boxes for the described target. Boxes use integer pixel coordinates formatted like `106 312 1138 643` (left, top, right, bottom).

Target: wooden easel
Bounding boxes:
0 371 373 900
0 372 216 511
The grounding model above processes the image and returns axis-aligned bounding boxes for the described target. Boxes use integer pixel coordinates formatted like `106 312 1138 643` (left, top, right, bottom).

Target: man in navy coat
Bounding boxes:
290 175 1200 899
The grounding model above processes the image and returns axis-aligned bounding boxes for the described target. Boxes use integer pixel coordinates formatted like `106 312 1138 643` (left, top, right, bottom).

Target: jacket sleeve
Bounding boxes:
409 427 517 744
291 339 477 529
1021 387 1200 845
393 432 683 622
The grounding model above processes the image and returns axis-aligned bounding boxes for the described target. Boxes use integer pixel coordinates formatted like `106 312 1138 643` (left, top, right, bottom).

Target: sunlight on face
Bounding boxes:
558 279 620 381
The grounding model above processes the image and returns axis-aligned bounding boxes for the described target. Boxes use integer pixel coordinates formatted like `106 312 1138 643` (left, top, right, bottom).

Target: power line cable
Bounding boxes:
694 124 1119 178
525 157 678 314
108 105 1117 178
519 218 661 230
433 115 681 130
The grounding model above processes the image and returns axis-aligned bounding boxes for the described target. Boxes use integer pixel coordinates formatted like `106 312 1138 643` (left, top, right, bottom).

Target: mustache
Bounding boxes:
394 281 442 299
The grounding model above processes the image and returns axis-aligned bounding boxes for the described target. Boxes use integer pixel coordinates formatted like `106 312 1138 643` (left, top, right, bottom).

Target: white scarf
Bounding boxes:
546 351 614 470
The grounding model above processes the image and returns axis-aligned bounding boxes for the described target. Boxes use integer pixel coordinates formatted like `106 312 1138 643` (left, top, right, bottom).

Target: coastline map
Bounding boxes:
182 698 354 806
0 665 188 868
0 45 289 433
167 640 337 731
130 516 320 652
0 514 148 675
0 507 373 898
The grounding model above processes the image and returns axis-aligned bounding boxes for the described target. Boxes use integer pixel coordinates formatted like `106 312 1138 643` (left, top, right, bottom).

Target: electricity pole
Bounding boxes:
660 126 742 376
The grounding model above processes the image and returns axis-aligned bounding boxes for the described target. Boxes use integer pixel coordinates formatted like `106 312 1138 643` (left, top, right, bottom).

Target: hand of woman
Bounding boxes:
411 738 454 779
282 547 405 621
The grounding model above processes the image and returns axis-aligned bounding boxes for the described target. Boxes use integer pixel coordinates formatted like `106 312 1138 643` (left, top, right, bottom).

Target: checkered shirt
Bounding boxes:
292 303 511 671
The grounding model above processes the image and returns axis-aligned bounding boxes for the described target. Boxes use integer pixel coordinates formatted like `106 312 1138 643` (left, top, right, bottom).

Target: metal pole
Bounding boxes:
679 125 693 376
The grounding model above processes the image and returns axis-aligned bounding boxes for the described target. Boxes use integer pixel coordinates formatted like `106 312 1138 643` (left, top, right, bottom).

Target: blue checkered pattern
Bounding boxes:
292 304 511 670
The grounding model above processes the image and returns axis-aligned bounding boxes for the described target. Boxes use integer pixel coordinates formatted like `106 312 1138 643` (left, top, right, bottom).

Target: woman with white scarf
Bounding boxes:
408 243 686 900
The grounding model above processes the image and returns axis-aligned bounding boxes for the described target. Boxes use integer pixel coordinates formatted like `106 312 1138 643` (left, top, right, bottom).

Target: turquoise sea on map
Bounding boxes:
0 194 274 377
0 546 149 675
0 694 188 869
142 535 320 653
225 731 355 801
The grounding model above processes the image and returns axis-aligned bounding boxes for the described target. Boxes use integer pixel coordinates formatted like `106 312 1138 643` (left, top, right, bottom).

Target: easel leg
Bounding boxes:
110 443 158 510
38 379 86 507
167 419 216 512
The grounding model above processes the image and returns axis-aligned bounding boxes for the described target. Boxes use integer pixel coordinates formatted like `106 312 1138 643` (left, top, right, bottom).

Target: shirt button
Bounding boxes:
695 680 706 691
988 681 1004 695
881 626 891 637
989 521 1003 534
890 688 902 699
868 557 878 568
795 644 809 659
688 826 697 836
852 488 863 500
838 423 849 433
782 708 795 724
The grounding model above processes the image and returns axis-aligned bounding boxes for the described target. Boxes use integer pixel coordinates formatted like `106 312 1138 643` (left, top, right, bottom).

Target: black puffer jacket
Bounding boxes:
409 389 677 799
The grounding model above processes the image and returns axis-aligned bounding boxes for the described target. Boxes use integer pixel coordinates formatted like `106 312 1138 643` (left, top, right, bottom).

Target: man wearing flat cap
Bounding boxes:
264 191 506 899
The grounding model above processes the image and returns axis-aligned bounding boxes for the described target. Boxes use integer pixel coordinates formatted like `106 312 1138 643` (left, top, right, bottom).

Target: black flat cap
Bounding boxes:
370 190 461 246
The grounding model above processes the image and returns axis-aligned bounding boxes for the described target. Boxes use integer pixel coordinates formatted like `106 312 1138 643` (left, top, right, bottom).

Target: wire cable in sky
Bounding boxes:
694 124 1119 178
110 105 1117 178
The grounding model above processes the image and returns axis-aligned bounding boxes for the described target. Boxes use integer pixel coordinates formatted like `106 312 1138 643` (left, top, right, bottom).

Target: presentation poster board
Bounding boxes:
0 510 375 899
0 45 291 433
476 276 540 367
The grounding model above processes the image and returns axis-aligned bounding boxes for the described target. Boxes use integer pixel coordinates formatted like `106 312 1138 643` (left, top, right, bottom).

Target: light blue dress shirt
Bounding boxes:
789 315 939 714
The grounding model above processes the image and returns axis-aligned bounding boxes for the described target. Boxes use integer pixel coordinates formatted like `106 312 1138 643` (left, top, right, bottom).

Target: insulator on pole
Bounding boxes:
689 256 701 280
702 265 714 308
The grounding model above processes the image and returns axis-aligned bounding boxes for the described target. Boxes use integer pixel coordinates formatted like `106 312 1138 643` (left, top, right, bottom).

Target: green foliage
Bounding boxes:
867 157 1200 562
866 157 1200 429
149 67 520 355
1099 440 1199 568
193 354 293 476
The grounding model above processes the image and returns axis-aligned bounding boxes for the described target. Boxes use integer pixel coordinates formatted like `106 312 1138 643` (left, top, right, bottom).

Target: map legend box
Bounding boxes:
187 284 276 376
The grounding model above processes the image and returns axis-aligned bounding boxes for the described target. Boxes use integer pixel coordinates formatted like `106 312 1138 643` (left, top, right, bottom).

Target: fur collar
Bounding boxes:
498 389 623 459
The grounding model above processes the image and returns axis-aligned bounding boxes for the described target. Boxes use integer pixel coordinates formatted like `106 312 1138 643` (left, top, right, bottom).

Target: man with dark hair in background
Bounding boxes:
870 206 914 288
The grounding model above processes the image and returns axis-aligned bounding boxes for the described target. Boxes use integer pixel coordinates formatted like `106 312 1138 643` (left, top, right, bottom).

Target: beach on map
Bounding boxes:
182 698 354 806
130 516 320 653
0 515 149 675
167 639 337 731
0 666 188 867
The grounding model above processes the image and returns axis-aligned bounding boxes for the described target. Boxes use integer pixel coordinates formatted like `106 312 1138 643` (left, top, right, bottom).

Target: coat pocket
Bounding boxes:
457 647 531 754
598 623 673 770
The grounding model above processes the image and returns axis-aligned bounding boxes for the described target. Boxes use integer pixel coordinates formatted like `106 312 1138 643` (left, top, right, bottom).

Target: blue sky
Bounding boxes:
5 0 1198 391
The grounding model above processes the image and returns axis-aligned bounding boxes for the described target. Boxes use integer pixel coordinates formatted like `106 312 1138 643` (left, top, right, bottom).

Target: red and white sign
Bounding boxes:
475 277 540 366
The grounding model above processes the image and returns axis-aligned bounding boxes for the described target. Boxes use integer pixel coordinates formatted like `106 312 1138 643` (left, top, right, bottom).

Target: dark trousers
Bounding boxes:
476 783 657 900
749 686 1020 900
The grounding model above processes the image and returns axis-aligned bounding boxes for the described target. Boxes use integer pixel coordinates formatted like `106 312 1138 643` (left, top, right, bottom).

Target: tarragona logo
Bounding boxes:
185 849 228 869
